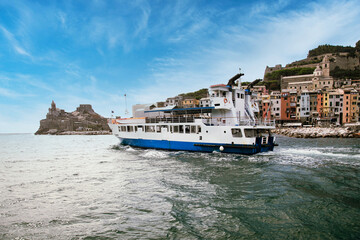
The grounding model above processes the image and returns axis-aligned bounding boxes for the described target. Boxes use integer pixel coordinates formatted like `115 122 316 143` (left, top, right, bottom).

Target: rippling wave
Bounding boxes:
0 134 359 239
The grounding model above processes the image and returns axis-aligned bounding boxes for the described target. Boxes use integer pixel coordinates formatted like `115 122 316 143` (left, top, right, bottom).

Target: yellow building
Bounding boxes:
182 98 200 108
322 91 330 117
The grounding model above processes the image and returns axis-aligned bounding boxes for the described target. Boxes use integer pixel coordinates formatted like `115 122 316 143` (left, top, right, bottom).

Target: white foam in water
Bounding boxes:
125 146 137 152
142 150 169 159
270 146 360 168
280 148 360 159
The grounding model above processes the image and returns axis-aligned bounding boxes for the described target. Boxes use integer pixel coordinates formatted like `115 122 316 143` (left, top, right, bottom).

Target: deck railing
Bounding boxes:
143 116 275 127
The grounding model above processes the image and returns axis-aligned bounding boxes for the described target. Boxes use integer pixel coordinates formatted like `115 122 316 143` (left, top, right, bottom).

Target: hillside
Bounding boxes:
308 42 359 57
179 88 208 100
263 40 360 90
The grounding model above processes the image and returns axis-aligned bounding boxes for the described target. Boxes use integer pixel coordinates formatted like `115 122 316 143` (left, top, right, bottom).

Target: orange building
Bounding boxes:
316 91 324 118
262 99 271 120
343 89 359 123
280 90 297 121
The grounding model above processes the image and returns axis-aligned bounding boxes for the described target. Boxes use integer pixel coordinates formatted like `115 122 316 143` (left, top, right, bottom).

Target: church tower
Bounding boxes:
51 100 56 111
321 54 330 77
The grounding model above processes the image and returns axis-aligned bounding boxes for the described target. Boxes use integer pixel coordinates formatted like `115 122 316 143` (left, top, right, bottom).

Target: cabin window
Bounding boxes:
244 129 256 137
135 126 138 132
237 93 240 98
161 125 168 132
185 125 190 134
179 125 184 133
241 94 244 99
191 126 196 133
120 126 126 132
156 125 161 133
256 129 270 137
173 126 179 133
127 126 134 132
197 126 201 133
231 128 243 137
118 126 121 131
145 125 155 132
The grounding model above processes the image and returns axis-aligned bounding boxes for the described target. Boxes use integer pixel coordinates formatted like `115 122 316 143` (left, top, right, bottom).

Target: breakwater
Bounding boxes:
57 130 111 135
273 126 360 138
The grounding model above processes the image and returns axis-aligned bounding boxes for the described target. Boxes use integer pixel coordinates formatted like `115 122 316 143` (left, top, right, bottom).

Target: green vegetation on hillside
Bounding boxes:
264 80 281 91
265 67 316 81
287 58 322 67
308 44 356 57
356 40 360 52
241 79 264 87
242 79 280 91
331 66 360 79
179 88 208 100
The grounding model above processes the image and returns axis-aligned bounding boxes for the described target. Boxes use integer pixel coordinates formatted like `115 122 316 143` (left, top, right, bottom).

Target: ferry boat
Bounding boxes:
108 72 277 155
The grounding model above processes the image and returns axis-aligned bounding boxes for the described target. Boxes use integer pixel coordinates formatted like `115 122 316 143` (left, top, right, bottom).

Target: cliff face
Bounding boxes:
35 101 111 135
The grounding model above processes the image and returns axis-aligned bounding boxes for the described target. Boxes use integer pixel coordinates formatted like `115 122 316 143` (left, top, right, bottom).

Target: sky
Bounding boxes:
0 0 360 133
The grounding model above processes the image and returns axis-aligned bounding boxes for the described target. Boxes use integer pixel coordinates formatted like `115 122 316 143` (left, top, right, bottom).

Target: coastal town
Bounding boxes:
36 42 360 138
130 42 360 138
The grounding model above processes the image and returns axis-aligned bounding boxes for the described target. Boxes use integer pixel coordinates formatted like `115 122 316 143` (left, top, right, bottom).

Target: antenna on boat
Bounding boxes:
238 67 242 87
124 94 129 115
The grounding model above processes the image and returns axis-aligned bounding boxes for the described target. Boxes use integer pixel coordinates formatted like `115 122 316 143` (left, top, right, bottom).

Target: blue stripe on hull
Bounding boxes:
119 138 273 155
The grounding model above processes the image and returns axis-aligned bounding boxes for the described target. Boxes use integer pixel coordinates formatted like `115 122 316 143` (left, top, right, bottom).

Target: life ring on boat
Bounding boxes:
224 98 228 104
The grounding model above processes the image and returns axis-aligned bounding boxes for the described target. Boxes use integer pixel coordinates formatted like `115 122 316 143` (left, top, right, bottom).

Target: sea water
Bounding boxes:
0 134 359 239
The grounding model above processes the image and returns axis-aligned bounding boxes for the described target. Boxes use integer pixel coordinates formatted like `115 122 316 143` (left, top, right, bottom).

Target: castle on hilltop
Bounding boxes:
35 101 110 135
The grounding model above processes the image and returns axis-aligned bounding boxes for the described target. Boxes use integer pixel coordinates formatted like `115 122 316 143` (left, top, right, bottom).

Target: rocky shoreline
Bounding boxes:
273 126 360 138
56 130 112 135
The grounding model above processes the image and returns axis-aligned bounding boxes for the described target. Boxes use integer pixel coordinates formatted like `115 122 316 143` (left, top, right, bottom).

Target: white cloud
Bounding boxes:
250 0 291 17
125 0 360 108
0 25 32 57
0 87 19 98
58 11 67 28
13 45 31 56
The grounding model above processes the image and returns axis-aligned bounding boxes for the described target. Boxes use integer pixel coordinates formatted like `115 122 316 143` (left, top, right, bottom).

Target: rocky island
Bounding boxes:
35 101 111 135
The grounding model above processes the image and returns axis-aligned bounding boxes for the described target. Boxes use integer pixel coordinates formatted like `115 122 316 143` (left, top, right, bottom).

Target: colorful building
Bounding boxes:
280 90 297 122
343 89 359 123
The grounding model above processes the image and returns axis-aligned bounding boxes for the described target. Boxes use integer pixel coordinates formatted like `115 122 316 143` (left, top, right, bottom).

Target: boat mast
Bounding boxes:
238 67 242 87
124 94 129 115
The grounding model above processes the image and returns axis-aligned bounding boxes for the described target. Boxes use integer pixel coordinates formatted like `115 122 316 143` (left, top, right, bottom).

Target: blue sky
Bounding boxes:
0 0 359 133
